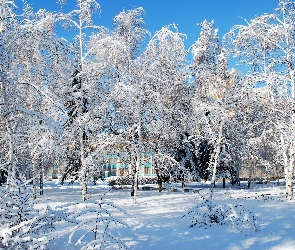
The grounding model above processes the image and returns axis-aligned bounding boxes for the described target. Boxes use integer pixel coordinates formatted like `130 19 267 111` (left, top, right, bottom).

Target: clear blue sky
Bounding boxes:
26 0 279 48
23 0 279 71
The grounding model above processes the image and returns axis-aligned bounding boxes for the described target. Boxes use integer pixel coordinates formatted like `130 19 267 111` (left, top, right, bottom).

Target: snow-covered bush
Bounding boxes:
107 175 157 187
65 190 131 249
0 178 55 249
183 197 260 233
107 175 133 186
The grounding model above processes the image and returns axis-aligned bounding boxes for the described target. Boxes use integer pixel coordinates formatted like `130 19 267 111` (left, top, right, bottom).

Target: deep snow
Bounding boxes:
34 180 295 250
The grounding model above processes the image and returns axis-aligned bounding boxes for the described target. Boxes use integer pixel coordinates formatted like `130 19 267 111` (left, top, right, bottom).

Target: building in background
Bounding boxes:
103 151 156 178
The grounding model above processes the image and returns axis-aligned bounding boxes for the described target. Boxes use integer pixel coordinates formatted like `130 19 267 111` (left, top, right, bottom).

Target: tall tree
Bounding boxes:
0 2 66 192
103 7 150 202
190 20 236 197
228 0 295 200
58 0 110 200
139 24 189 190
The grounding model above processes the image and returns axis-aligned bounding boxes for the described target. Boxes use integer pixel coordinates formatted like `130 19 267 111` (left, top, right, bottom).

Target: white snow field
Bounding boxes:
34 180 295 250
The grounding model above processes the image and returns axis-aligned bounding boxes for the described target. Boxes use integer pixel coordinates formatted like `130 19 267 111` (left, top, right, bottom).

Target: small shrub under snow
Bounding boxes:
0 178 55 249
63 189 131 249
183 196 260 233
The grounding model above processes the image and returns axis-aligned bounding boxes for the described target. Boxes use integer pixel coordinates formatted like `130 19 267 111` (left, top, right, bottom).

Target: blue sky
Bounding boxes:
27 0 279 48
24 0 279 70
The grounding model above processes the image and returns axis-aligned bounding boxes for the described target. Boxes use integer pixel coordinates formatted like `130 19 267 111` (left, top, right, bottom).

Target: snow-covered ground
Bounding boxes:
35 180 295 250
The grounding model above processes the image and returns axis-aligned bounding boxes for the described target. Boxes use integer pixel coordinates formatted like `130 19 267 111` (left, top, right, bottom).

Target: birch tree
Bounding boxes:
0 1 72 200
0 0 19 190
139 24 189 190
228 0 295 199
190 20 240 197
109 22 191 199
58 0 109 201
102 8 149 203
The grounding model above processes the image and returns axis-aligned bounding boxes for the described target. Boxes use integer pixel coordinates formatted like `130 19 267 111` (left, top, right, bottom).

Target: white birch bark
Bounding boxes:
210 119 224 199
132 123 142 204
281 135 294 200
285 4 295 199
80 125 87 201
133 154 139 204
285 143 294 200
0 79 15 190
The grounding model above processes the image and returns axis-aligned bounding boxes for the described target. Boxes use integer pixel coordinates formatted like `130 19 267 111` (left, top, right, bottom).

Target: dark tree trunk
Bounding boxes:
247 178 251 189
39 172 43 195
181 174 185 188
156 172 163 192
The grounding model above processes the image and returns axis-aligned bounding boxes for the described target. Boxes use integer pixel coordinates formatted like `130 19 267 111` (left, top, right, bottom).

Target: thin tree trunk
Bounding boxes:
132 89 143 203
247 177 251 189
181 174 185 188
285 144 294 200
32 162 37 199
5 118 14 190
80 133 87 201
78 5 87 202
132 149 140 203
210 120 224 199
1 79 15 190
80 125 87 201
157 172 163 192
286 25 295 199
133 158 139 203
39 165 44 195
281 136 294 200
81 169 87 201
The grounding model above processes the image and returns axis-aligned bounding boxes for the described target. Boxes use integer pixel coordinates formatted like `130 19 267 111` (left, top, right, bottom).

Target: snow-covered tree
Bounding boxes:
102 8 149 202
140 24 191 189
0 2 71 200
228 0 295 199
190 20 240 196
57 0 115 201
108 21 193 199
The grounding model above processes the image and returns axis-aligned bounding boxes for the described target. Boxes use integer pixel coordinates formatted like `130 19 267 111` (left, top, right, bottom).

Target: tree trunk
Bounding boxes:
276 175 280 186
80 124 87 201
247 177 251 189
1 79 15 190
81 168 87 201
39 166 44 195
131 167 138 197
266 177 270 186
5 120 14 191
285 148 294 201
157 173 163 192
210 120 224 199
132 156 139 203
282 141 294 200
281 135 293 200
181 174 185 188
32 162 37 199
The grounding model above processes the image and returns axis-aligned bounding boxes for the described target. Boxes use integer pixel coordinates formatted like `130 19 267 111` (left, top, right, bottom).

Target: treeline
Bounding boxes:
0 0 294 201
